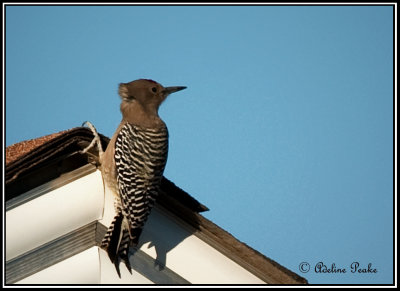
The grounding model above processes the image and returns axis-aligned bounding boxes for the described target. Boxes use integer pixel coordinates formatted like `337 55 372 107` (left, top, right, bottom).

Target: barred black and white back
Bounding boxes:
101 123 168 273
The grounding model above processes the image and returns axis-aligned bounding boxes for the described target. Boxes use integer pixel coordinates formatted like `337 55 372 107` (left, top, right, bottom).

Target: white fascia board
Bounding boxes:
15 246 101 284
98 179 265 284
99 248 154 284
6 163 266 284
135 208 266 284
16 247 155 285
6 170 104 261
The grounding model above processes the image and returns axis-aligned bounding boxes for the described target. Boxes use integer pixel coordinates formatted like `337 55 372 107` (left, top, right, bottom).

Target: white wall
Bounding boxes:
6 171 104 261
17 247 101 284
137 207 265 284
8 168 266 284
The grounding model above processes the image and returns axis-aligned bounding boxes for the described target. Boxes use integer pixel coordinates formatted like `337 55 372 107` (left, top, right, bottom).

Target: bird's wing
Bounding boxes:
114 123 168 244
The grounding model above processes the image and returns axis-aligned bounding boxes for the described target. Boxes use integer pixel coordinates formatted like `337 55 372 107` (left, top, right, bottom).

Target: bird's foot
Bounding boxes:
80 121 104 157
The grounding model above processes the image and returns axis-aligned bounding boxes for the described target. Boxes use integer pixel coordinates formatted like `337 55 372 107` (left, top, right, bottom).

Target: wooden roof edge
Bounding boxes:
157 193 308 284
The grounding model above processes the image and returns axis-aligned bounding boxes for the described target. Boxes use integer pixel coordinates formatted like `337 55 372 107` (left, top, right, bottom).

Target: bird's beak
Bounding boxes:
163 86 187 95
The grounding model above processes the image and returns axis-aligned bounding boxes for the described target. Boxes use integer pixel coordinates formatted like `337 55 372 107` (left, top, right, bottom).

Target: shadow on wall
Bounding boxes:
99 202 201 284
138 205 200 267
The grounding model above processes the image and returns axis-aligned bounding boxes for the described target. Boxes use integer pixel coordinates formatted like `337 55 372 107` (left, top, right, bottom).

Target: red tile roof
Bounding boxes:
6 130 71 165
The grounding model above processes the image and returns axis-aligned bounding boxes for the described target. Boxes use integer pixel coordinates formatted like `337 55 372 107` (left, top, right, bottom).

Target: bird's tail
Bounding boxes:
101 210 141 277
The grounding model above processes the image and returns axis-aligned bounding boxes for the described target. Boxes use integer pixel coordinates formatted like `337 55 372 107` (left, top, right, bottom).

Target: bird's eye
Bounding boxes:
151 87 157 93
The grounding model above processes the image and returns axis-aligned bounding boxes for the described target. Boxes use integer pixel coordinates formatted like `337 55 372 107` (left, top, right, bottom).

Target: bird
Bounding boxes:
81 79 186 275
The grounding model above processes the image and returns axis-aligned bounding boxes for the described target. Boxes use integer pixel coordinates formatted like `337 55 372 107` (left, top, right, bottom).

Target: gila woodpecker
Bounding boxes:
82 79 186 275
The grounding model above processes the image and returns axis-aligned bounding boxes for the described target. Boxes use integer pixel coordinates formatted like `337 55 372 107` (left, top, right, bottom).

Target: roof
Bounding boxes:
5 127 308 284
6 130 70 165
5 127 207 213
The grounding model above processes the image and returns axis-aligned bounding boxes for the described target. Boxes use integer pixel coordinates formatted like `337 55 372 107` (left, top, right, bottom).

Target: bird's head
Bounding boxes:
118 79 186 116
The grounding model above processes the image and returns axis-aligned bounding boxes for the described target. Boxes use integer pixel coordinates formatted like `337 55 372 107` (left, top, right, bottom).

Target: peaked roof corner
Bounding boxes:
5 127 308 285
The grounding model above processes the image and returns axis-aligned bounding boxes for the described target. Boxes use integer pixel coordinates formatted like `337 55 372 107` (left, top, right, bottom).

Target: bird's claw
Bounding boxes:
80 121 104 156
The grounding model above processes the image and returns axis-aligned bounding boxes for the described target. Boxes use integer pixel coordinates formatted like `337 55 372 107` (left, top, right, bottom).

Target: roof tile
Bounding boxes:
6 130 71 165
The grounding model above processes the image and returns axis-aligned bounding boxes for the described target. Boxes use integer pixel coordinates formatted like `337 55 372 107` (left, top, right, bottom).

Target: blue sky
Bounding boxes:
5 5 394 284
